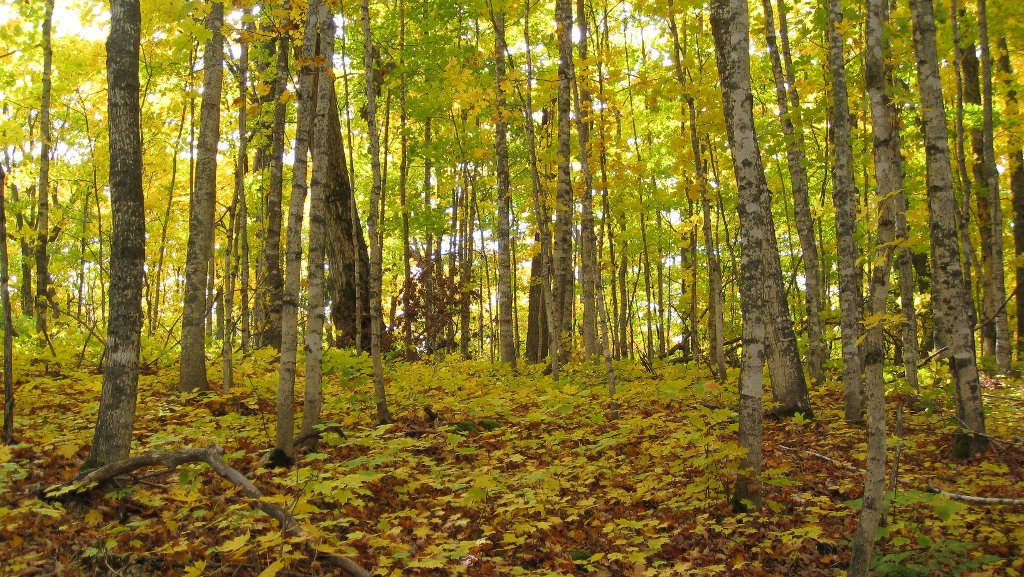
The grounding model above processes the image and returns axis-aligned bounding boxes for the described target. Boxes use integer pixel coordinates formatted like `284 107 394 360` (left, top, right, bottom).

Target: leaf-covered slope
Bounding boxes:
1 357 1022 576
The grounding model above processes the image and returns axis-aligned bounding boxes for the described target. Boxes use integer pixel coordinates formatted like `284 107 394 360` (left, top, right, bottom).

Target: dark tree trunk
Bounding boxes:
83 0 144 469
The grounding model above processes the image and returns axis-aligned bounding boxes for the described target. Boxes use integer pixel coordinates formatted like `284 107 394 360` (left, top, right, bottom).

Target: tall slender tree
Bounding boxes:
363 0 392 424
83 0 144 469
35 0 55 338
274 0 320 463
849 0 907 568
179 1 224 392
553 0 575 355
910 0 989 458
760 0 825 387
710 0 774 510
826 0 865 422
300 2 335 449
491 6 516 366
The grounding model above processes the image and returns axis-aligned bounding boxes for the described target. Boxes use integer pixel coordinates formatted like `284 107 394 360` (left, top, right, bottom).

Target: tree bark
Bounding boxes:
492 9 516 366
83 0 144 469
574 0 599 359
710 0 771 510
363 0 392 424
553 0 575 355
849 0 904 569
760 0 825 387
910 0 989 458
826 0 865 422
976 0 1011 372
998 37 1024 360
1 166 14 444
256 23 289 351
35 0 55 338
274 0 320 461
300 4 335 450
179 2 224 392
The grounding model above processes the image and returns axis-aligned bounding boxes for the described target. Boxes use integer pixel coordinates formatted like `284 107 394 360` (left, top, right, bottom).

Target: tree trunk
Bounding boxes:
759 0 825 387
83 0 144 469
274 0 320 462
35 0 55 338
300 5 335 450
179 2 223 392
522 1 561 377
976 0 1011 372
1 166 14 444
325 79 373 352
492 9 516 366
553 0 575 355
998 37 1024 360
363 0 392 424
710 0 772 510
827 0 865 422
574 0 599 359
848 0 904 568
909 0 989 458
255 23 289 351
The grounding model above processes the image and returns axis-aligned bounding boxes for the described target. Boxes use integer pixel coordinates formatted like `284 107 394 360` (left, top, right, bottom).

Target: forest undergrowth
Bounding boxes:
1 351 1023 576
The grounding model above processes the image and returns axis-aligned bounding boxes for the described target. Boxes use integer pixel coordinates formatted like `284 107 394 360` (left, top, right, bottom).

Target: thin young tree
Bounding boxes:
826 0 865 422
35 0 55 339
273 0 321 464
363 0 392 424
999 36 1024 358
760 0 825 387
179 1 224 392
491 6 516 366
849 0 906 568
299 3 336 449
553 0 575 352
909 0 988 458
1 166 13 444
976 0 1011 372
82 0 144 469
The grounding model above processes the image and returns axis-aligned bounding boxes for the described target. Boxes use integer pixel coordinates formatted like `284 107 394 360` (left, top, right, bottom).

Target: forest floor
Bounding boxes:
1 350 1023 576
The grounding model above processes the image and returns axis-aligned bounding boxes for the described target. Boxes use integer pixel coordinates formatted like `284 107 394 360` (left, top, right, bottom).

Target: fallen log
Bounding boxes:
46 444 371 577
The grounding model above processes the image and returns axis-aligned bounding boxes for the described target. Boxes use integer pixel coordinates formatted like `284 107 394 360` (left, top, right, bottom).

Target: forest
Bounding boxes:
1 0 1024 574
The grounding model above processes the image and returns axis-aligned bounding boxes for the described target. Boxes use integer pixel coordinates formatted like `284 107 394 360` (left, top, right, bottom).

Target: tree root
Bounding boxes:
46 444 371 577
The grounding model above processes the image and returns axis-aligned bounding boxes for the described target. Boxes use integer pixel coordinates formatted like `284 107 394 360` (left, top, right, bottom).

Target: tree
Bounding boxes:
299 2 335 449
1 165 13 444
710 0 774 510
826 0 865 422
909 0 988 458
35 0 54 339
552 0 575 358
976 0 1011 372
759 0 825 387
179 1 224 393
83 0 144 469
363 0 392 424
849 0 908 568
491 7 516 366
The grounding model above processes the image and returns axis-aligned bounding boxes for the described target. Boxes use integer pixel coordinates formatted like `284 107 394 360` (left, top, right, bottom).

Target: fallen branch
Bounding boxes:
777 444 1024 507
46 444 371 577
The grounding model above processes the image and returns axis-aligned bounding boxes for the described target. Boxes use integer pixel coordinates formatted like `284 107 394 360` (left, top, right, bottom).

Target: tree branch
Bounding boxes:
46 444 372 577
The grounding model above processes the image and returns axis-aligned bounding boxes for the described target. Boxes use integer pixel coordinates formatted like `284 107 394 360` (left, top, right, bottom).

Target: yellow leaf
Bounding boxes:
54 444 79 459
258 559 284 577
0 445 12 463
182 560 207 577
221 531 250 553
84 508 104 526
